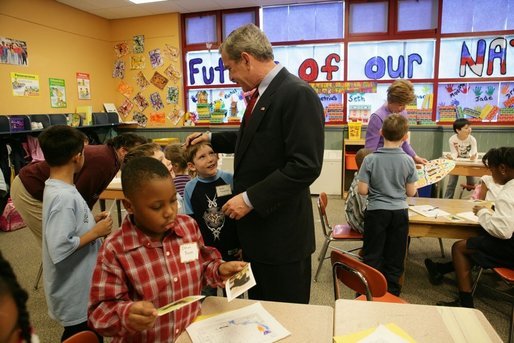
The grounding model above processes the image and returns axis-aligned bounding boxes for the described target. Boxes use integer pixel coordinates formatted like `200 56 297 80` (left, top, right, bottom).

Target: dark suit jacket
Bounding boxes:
212 68 325 264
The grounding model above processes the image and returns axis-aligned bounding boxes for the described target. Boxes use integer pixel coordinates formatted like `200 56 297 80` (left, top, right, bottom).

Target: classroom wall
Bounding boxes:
109 13 183 127
0 0 114 115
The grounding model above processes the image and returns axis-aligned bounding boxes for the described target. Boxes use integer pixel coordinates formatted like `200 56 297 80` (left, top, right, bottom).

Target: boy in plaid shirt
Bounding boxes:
88 157 246 342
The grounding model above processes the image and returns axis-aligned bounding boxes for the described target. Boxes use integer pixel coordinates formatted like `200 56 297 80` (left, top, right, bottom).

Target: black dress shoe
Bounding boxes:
436 298 461 307
424 258 444 285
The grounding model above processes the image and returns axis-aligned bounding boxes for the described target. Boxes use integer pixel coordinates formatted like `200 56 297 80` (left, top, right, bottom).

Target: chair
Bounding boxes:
472 267 514 343
33 262 42 290
458 183 476 199
331 249 408 303
314 192 363 282
62 331 99 343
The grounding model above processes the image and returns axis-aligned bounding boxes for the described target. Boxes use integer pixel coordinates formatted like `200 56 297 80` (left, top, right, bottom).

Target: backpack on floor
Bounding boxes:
0 198 26 232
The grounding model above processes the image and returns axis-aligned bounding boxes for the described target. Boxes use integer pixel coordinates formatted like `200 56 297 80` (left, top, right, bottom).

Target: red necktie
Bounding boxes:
243 90 259 127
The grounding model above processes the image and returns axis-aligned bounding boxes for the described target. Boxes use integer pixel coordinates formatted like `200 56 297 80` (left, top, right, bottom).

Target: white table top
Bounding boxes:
176 296 334 343
334 299 502 342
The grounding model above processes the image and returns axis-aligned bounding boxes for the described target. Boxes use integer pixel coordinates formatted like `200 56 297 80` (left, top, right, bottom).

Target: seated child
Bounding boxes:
39 125 112 341
164 143 191 198
344 148 372 233
475 174 503 201
444 118 478 198
0 251 37 343
183 142 241 296
358 114 418 296
426 147 514 308
88 157 246 341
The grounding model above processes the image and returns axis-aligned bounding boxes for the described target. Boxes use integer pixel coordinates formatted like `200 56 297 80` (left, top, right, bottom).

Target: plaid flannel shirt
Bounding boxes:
88 214 224 342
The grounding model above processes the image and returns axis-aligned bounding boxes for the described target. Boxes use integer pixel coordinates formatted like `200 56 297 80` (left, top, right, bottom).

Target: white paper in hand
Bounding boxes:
157 295 205 316
225 263 256 302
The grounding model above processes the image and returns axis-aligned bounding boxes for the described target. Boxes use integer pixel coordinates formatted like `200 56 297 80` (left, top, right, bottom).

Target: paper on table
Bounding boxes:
225 263 256 302
409 205 450 218
333 323 415 343
186 302 290 343
456 211 479 223
157 295 204 316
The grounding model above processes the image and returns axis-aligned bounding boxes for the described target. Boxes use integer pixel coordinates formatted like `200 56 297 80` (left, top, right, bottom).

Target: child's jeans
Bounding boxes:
444 175 477 199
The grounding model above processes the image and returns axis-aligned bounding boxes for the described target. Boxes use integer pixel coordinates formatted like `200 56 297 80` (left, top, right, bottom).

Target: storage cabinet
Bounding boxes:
342 139 365 197
0 113 119 135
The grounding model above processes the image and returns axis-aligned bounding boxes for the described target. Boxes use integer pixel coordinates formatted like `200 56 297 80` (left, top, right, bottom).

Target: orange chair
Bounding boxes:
331 249 408 303
314 192 363 282
472 267 514 343
62 331 99 343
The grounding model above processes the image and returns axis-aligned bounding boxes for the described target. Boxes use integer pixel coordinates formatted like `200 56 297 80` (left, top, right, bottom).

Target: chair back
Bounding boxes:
317 192 331 237
331 249 388 301
62 331 99 343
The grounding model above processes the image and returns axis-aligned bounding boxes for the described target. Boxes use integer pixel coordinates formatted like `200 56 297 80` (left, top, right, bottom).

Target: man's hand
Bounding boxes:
127 301 158 332
219 261 247 281
184 131 209 147
222 194 251 220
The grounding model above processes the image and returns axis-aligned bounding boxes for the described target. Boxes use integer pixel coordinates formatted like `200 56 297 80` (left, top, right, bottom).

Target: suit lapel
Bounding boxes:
234 68 290 172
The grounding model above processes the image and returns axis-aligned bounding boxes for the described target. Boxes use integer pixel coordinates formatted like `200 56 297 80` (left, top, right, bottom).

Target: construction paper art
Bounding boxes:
114 42 129 57
149 48 163 68
113 60 125 79
131 55 145 70
133 93 149 111
118 99 134 117
150 71 168 90
135 71 150 90
150 92 164 111
166 86 179 104
133 35 144 53
117 81 133 98
133 111 148 127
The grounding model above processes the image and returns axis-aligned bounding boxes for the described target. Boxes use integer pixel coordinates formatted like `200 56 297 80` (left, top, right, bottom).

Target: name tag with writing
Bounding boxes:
216 184 232 197
180 243 198 263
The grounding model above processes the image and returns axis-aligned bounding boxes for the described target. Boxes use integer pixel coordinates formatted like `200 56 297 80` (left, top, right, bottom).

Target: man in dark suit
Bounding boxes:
186 24 324 304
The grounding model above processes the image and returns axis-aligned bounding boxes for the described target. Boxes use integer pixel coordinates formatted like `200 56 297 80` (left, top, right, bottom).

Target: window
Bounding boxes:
349 1 388 34
263 2 344 43
180 1 514 125
222 12 256 40
441 0 514 34
397 0 437 32
184 15 217 46
347 40 435 81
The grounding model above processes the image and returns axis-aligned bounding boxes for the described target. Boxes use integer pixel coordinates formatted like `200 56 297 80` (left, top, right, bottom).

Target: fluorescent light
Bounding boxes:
129 0 167 4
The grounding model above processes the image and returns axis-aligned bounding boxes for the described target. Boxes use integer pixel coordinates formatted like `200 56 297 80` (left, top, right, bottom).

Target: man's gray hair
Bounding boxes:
219 24 274 62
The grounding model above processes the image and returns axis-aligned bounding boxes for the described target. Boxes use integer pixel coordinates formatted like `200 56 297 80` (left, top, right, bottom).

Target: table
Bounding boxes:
176 296 334 343
449 159 490 177
334 299 502 342
99 178 124 225
408 197 483 239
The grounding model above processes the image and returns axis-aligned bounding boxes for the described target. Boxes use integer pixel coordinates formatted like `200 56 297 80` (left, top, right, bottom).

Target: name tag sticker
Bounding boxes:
180 243 198 263
216 184 232 197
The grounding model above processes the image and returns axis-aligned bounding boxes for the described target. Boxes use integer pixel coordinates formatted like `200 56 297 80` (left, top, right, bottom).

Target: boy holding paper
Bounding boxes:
88 157 246 342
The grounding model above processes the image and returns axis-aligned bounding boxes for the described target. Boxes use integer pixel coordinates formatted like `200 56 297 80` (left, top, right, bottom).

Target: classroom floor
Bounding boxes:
1 195 512 342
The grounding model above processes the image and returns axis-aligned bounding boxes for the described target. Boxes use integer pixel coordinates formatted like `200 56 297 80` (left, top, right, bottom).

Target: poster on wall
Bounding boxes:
1 37 28 65
49 78 67 108
76 72 91 100
11 72 39 96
